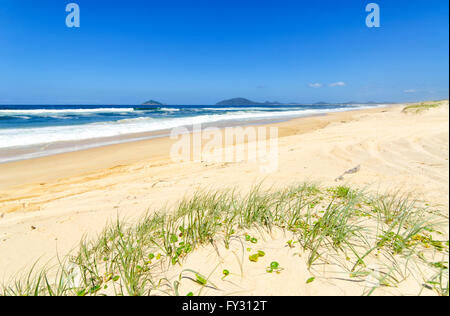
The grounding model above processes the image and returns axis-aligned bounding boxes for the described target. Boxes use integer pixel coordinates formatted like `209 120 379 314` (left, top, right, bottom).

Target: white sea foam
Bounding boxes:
202 107 305 111
159 107 180 112
0 105 383 150
0 108 135 115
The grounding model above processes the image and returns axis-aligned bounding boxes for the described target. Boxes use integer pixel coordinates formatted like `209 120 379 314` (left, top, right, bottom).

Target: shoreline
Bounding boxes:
0 104 389 164
0 104 396 192
0 116 295 165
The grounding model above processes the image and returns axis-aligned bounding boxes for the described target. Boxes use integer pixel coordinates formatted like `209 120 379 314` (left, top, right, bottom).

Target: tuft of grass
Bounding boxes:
1 183 447 296
425 266 449 296
402 101 443 113
330 186 352 199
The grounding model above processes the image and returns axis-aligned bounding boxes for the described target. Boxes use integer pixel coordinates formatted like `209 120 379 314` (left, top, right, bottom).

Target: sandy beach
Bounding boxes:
0 101 448 295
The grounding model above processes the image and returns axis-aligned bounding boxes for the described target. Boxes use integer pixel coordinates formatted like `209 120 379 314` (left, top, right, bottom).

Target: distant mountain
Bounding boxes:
264 101 283 105
314 101 331 105
216 98 265 106
379 101 397 104
142 100 164 106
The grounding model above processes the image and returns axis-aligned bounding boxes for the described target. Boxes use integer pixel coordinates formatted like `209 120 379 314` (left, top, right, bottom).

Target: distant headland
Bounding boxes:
215 98 283 106
214 98 394 106
139 98 395 106
142 100 164 106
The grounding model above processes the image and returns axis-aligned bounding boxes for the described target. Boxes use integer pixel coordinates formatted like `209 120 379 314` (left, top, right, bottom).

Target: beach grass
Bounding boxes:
1 183 448 296
402 100 446 113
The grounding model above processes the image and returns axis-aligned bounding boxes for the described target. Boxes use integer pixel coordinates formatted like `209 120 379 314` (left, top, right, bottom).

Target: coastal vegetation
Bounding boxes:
1 183 448 296
403 100 447 113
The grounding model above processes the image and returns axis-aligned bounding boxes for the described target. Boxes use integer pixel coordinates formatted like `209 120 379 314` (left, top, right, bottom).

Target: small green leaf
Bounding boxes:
270 261 280 269
196 274 207 285
170 234 179 243
249 254 260 262
77 289 87 297
187 292 194 296
257 250 265 257
89 285 101 294
306 277 315 284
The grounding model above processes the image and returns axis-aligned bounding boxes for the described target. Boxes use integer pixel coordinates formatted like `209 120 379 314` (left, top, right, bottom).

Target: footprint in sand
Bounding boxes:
335 165 361 182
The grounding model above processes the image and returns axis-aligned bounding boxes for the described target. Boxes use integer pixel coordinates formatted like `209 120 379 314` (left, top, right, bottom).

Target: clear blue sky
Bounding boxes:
0 0 448 105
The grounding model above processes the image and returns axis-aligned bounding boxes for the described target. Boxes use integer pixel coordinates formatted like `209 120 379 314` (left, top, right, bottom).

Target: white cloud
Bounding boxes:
309 83 322 88
329 81 346 87
403 89 416 93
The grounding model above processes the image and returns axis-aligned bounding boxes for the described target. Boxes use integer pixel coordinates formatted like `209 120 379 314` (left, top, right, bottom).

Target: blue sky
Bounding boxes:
0 0 448 105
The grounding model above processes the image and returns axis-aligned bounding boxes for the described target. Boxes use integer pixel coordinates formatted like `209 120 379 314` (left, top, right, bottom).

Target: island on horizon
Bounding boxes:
142 100 165 106
215 98 395 106
215 98 284 106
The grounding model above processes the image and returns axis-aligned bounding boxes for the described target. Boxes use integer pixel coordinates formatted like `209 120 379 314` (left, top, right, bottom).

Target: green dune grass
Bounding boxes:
1 183 448 296
402 100 446 113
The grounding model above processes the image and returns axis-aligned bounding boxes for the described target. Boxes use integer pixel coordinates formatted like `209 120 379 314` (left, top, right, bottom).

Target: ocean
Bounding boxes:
0 104 384 163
